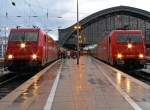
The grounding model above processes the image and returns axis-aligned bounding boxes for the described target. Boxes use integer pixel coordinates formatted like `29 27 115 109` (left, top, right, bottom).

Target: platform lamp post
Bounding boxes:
74 0 80 65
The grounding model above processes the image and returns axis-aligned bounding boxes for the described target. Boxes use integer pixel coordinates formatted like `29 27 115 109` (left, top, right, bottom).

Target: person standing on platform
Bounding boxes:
67 50 70 59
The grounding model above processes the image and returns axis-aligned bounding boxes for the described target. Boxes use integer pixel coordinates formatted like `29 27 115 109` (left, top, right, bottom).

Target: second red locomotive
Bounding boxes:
93 30 146 69
5 28 59 71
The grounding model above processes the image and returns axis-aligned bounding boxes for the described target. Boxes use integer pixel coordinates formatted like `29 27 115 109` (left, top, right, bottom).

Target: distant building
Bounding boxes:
0 37 8 58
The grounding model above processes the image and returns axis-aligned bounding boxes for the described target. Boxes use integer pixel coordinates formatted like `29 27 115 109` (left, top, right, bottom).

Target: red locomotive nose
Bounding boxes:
5 28 59 72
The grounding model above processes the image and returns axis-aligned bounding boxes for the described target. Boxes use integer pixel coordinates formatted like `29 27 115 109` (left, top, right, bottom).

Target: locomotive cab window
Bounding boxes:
10 32 24 41
10 32 38 41
24 32 38 41
116 33 142 43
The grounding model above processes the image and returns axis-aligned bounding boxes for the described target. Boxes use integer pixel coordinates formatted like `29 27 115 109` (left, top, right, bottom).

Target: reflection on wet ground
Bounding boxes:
5 61 61 110
93 58 150 109
52 57 133 110
1 56 150 110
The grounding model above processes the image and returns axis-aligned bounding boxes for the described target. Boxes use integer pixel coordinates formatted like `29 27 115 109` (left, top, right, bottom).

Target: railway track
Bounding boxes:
0 74 18 86
121 64 150 85
0 71 35 100
133 69 150 85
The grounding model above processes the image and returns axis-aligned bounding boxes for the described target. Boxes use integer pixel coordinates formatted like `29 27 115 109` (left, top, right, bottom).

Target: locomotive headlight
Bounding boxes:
8 54 13 59
20 43 26 48
127 43 132 49
32 54 37 60
117 53 122 59
139 54 144 58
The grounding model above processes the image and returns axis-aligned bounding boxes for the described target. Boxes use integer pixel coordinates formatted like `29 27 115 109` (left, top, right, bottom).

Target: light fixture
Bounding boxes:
20 43 26 48
139 54 143 58
8 54 13 59
127 43 132 49
32 54 37 60
117 53 122 59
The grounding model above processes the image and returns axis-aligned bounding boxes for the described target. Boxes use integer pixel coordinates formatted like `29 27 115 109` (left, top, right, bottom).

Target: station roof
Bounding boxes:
59 6 150 46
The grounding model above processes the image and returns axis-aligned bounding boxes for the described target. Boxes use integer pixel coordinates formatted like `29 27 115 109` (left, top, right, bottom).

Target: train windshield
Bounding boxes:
10 32 38 41
116 33 142 43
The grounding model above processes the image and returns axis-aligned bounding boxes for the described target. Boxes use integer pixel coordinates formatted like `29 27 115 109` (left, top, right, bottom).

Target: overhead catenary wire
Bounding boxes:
0 0 83 30
23 0 47 27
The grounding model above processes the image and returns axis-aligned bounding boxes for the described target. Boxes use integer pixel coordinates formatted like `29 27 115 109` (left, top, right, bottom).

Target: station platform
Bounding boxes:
0 56 150 110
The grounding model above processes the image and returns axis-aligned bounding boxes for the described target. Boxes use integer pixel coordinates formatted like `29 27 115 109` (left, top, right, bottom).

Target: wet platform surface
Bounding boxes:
0 60 61 110
52 57 132 110
0 56 150 110
52 56 150 110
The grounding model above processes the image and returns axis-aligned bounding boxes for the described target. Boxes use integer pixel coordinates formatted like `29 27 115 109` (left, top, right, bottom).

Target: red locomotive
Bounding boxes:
93 30 146 69
5 28 59 71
